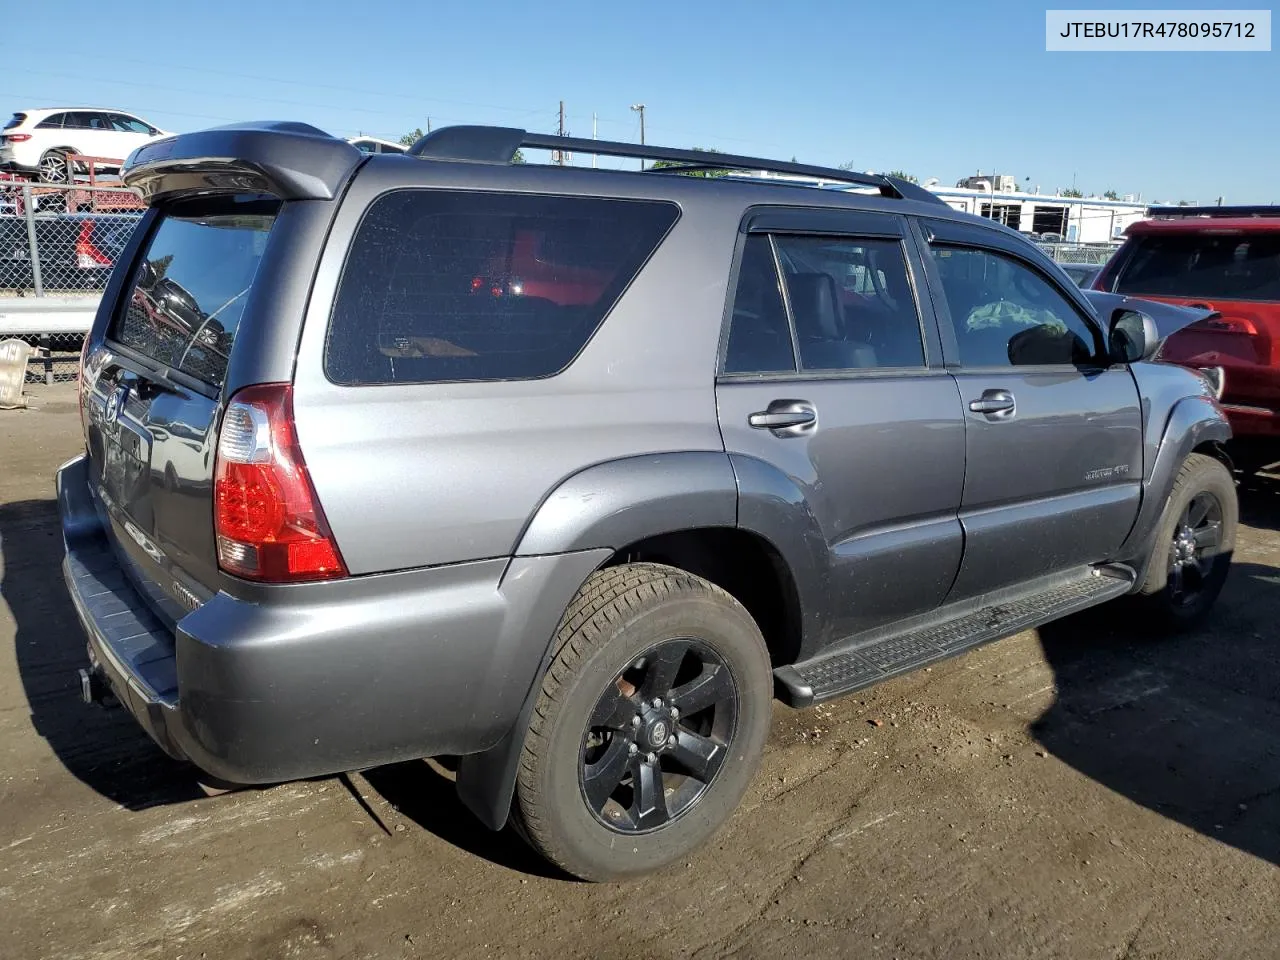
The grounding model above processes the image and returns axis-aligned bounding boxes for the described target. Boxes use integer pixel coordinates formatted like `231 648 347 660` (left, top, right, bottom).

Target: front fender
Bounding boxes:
1118 393 1231 587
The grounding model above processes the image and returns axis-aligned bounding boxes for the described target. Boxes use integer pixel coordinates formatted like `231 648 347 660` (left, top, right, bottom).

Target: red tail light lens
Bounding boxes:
4 133 31 142
75 221 112 268
213 383 347 582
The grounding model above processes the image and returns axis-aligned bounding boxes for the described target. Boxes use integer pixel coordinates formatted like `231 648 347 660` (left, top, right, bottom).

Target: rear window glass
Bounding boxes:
110 197 278 389
1114 233 1280 301
3 113 25 130
325 190 679 384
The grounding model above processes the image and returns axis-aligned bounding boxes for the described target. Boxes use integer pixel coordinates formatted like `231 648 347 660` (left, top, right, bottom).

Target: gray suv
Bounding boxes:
59 122 1238 881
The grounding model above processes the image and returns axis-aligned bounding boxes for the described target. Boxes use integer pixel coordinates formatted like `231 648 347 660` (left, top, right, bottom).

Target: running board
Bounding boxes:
774 566 1133 708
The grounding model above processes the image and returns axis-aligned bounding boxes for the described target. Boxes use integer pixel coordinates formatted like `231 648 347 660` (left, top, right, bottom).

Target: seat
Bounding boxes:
787 272 876 370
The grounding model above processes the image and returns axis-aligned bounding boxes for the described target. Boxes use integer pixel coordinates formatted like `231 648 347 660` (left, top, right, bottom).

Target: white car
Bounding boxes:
1 108 171 183
346 135 408 155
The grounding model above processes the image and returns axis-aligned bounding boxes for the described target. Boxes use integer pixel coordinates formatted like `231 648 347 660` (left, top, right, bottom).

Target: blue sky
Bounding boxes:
4 0 1276 201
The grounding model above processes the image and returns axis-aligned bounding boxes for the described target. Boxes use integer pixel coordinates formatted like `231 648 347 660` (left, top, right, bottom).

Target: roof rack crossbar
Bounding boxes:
408 125 947 206
1146 204 1280 219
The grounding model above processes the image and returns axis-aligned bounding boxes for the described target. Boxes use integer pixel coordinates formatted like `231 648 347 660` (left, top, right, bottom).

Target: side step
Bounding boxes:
775 567 1133 707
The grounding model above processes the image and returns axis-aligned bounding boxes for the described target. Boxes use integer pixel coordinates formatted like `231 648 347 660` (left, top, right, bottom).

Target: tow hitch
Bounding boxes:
78 665 115 707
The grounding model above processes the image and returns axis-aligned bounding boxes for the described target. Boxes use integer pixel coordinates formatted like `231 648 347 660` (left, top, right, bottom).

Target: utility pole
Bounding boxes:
557 101 566 165
426 116 432 133
630 103 645 169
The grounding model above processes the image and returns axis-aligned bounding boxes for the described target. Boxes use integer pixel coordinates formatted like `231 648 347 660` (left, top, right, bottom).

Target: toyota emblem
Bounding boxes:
104 384 128 424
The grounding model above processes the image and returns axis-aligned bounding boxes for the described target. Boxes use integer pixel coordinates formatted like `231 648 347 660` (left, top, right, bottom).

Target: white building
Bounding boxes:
928 184 1148 245
728 171 1149 246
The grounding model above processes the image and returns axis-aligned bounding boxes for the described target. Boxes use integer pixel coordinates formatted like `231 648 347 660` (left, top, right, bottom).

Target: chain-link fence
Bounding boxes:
1 181 143 296
12 332 85 384
0 180 141 387
1033 241 1120 265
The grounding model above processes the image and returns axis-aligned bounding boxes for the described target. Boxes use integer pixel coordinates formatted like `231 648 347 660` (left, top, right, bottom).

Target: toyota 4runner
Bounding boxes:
59 122 1237 881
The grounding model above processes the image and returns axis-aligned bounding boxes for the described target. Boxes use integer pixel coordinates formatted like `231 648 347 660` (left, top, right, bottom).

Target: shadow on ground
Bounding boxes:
1035 482 1280 867
361 761 572 880
0 497 572 867
0 498 203 809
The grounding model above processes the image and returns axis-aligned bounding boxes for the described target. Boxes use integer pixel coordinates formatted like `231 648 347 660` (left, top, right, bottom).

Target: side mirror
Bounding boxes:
1108 308 1161 364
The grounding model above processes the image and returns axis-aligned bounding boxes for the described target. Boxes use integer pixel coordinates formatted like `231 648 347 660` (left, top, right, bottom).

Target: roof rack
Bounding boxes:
1146 204 1280 219
407 125 947 206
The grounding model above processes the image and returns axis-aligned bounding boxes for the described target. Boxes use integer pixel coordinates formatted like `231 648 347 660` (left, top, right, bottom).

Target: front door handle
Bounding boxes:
968 389 1016 418
749 400 817 436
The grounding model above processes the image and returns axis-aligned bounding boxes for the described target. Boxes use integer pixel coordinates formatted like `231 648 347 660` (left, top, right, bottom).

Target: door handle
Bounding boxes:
749 400 817 435
968 390 1016 417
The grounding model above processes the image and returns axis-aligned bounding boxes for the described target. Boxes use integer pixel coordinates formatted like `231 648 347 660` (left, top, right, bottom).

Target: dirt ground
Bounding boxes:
2 382 1278 960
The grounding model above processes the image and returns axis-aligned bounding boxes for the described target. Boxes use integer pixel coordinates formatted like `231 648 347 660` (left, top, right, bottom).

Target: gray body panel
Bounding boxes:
946 366 1143 599
718 375 966 653
59 122 1234 831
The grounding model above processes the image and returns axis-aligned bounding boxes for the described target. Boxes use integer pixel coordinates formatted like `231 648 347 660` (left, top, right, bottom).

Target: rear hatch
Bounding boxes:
82 196 279 623
1098 226 1280 409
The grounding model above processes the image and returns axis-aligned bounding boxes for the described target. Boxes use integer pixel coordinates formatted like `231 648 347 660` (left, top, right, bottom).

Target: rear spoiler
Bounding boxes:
1081 290 1220 349
121 121 364 202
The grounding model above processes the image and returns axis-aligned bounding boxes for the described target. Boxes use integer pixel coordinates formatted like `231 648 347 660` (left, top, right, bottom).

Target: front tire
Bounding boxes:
1134 453 1237 631
514 563 773 881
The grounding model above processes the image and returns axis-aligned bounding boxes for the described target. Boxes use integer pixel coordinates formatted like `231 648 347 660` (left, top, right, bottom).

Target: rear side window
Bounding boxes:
1113 233 1280 301
723 235 796 374
325 190 679 384
110 197 278 389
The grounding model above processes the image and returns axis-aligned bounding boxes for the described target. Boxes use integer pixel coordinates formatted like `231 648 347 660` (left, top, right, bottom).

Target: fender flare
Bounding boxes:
456 451 740 830
1118 394 1231 587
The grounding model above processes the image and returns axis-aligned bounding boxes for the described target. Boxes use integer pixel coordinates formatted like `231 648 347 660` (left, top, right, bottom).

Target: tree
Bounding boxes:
1103 189 1119 200
1061 187 1083 198
885 169 918 184
651 146 732 177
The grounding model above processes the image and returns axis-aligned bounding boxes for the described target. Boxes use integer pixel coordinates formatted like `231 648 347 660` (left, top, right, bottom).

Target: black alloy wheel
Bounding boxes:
580 638 738 833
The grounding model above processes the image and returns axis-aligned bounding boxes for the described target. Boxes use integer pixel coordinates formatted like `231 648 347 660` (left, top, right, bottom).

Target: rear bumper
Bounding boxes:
57 454 608 785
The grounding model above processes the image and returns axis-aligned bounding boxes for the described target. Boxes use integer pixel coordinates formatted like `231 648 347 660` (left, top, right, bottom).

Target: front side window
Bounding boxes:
110 197 278 388
930 245 1098 367
774 235 924 370
109 114 154 135
326 190 678 384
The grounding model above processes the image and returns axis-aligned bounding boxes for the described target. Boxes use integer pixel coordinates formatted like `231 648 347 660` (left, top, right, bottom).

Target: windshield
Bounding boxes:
1114 233 1280 301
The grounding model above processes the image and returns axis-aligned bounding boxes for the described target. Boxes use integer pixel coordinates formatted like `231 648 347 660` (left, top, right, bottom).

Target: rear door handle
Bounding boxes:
968 389 1016 417
749 400 817 436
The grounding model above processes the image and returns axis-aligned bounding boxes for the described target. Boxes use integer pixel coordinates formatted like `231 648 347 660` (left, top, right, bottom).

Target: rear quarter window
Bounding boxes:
109 197 278 389
324 190 679 385
1114 233 1280 301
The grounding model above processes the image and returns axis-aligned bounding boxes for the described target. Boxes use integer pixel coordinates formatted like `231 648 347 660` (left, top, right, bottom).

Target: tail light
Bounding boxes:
4 133 31 142
1197 315 1258 336
213 383 347 583
75 221 112 269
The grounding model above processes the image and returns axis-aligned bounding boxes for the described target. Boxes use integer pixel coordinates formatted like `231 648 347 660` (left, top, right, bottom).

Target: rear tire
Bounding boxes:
37 149 70 184
514 563 773 881
1133 453 1237 632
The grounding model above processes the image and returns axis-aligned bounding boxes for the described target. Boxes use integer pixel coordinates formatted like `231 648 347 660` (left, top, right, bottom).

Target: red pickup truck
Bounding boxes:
1093 206 1280 473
